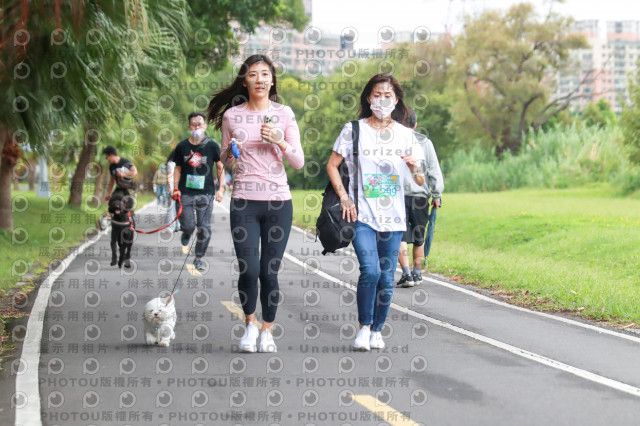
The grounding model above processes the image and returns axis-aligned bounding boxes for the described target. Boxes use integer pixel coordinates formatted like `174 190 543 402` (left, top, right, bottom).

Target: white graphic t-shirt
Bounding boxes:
332 119 425 232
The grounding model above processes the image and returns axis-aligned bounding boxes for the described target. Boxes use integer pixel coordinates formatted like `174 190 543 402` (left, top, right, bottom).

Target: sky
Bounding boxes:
311 0 640 48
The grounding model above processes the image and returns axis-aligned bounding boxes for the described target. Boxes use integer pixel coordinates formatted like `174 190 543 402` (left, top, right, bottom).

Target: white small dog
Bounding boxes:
143 296 176 347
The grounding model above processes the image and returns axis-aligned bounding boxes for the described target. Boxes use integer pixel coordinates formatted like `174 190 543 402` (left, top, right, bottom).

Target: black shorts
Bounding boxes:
402 196 430 246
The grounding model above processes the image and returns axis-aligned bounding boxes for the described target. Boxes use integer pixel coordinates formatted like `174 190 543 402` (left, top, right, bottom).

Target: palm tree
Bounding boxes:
0 0 190 230
1 0 309 230
62 1 191 207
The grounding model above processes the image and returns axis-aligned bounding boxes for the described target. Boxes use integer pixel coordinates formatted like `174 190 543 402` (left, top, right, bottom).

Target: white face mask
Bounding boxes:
191 129 205 140
370 97 396 119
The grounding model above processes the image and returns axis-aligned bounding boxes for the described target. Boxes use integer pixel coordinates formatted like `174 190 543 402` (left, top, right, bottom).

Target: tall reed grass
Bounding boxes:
444 125 640 194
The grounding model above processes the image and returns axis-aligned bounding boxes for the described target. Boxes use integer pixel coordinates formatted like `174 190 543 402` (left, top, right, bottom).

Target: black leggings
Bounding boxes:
230 199 293 323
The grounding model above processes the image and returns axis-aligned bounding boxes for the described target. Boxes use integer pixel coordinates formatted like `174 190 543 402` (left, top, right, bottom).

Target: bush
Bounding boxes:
618 169 640 196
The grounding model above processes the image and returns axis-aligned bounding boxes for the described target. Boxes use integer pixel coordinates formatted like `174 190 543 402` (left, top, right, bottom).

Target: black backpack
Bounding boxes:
316 120 359 255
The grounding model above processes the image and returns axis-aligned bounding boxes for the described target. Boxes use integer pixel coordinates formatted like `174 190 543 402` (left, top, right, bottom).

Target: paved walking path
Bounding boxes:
5 199 640 425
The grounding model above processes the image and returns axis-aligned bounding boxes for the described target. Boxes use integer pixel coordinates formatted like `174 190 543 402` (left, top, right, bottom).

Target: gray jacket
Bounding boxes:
403 132 444 202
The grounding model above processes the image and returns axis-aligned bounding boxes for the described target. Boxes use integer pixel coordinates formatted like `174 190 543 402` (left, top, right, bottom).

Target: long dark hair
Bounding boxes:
207 54 279 130
358 73 409 125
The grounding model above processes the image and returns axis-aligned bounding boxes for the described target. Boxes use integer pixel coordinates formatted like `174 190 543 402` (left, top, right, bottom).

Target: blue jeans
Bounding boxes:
352 222 403 332
179 193 214 258
156 185 168 206
166 199 180 232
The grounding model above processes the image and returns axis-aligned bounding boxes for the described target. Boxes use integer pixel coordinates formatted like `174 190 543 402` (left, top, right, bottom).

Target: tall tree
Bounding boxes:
396 37 459 160
187 0 308 71
446 1 587 155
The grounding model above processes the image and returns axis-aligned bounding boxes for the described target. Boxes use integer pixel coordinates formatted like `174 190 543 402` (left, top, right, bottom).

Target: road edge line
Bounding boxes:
282 250 640 398
14 201 156 426
288 224 640 344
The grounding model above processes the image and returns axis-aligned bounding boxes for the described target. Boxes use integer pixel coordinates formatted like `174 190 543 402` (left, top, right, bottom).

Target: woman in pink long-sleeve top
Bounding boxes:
207 54 304 353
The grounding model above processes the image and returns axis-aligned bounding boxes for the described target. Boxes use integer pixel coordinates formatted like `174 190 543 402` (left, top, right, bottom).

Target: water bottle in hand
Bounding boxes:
231 138 240 158
262 116 271 143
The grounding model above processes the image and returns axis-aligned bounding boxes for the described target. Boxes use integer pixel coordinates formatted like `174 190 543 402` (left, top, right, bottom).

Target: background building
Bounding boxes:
232 26 347 77
555 20 640 113
230 0 350 77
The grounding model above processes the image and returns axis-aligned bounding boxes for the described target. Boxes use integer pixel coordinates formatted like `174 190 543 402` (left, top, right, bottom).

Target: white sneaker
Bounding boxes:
257 329 277 353
353 326 371 351
239 323 259 353
370 331 385 349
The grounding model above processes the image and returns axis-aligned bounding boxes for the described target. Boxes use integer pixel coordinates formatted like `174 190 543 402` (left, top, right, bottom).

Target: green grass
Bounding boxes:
291 186 640 324
0 190 154 295
291 189 324 228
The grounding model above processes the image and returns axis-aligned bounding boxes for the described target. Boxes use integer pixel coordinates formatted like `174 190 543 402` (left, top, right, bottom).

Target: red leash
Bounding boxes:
127 197 183 234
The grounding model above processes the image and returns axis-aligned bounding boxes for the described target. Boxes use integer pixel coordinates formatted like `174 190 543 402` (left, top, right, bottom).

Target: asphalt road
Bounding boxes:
6 198 640 426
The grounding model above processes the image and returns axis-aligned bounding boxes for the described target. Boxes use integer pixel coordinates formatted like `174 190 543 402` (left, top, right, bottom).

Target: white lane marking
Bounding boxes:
288 224 640 344
281 250 640 398
16 202 156 426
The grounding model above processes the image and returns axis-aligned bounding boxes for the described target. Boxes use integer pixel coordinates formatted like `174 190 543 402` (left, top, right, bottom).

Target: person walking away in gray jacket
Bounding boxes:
397 109 444 287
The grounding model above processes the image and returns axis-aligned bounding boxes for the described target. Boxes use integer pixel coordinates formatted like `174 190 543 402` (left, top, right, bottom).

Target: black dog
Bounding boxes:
108 194 134 268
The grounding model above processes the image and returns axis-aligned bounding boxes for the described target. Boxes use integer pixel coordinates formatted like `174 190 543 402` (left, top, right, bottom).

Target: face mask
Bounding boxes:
370 97 396 119
191 129 205 140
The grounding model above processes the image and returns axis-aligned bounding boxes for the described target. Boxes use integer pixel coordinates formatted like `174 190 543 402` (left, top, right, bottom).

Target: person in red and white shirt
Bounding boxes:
171 112 225 271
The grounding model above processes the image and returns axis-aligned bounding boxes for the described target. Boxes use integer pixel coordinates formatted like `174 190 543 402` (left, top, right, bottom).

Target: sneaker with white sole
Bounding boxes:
370 331 385 349
412 272 423 285
397 274 414 288
353 326 371 351
193 258 205 271
257 329 277 353
239 323 259 353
